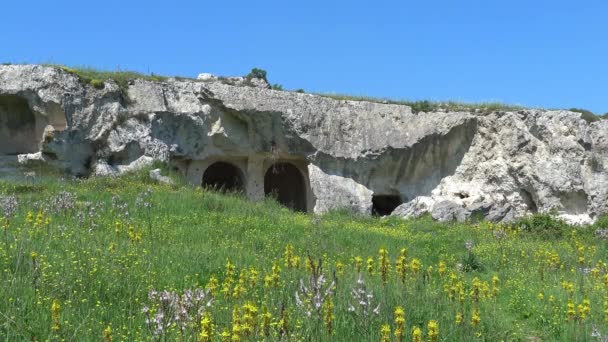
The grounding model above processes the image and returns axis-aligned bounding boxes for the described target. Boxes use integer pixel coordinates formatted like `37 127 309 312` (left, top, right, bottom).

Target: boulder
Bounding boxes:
431 200 469 222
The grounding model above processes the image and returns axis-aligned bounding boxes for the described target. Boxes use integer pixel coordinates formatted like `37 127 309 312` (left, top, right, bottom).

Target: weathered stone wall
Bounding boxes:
1 64 607 223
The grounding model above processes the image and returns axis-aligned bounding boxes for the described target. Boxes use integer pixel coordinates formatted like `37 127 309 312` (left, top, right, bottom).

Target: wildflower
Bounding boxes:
323 296 335 335
336 261 345 275
103 325 112 342
354 256 364 273
538 292 544 301
271 261 281 287
380 324 391 342
249 267 259 287
395 249 408 284
579 298 591 321
567 300 576 321
295 257 335 317
263 274 273 288
261 306 272 337
472 277 481 303
412 326 422 342
0 195 19 219
206 275 219 296
306 257 315 274
562 281 575 297
457 282 466 304
242 302 258 336
471 307 481 327
367 256 375 274
199 312 214 342
465 239 475 251
492 275 500 297
394 306 406 342
220 328 231 342
455 312 463 326
278 306 289 338
411 258 421 275
438 261 447 277
51 299 61 332
427 320 439 342
379 248 391 285
348 274 380 317
284 243 295 268
232 306 243 342
293 255 302 268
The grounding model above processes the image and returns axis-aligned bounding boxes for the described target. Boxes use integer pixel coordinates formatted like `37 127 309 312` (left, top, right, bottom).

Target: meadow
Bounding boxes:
0 170 607 341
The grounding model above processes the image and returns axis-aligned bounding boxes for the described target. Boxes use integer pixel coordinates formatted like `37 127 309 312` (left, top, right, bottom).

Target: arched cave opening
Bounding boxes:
372 195 403 216
0 95 40 155
202 162 245 192
264 162 307 212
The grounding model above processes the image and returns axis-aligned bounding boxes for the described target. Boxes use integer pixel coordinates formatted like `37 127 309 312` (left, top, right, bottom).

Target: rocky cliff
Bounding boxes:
1 64 606 224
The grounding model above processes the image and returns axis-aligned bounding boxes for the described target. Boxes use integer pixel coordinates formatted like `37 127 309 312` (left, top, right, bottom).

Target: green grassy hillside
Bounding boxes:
0 171 607 341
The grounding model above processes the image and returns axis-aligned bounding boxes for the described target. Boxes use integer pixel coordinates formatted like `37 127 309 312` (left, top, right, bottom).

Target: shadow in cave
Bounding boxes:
264 162 307 212
0 95 40 155
202 162 245 193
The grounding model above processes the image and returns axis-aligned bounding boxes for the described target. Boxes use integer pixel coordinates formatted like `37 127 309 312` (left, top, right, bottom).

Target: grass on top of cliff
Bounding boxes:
47 65 174 90
1 169 607 341
20 63 605 120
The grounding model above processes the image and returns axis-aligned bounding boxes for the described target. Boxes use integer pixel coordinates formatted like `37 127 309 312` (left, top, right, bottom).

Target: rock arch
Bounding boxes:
0 95 68 155
264 162 307 212
0 95 40 154
202 161 245 192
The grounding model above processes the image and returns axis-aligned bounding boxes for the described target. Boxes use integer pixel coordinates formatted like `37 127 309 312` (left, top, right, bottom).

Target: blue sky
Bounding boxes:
2 0 607 113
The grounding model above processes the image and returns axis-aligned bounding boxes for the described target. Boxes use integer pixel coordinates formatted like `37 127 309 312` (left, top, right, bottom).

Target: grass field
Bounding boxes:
1 170 607 341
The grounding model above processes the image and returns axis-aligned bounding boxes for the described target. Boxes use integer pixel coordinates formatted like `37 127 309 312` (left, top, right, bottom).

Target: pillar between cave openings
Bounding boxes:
246 155 265 201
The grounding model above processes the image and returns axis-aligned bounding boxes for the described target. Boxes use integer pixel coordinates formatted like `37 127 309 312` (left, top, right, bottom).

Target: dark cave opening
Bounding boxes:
202 162 245 192
264 162 307 212
0 95 39 155
372 195 403 216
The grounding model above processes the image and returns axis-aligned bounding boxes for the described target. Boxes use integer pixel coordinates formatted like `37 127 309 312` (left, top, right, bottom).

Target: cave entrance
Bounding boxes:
202 162 245 192
264 162 307 212
372 195 403 216
0 95 40 155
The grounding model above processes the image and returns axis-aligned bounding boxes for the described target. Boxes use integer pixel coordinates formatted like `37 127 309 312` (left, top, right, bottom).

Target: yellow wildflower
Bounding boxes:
103 325 112 342
380 324 391 342
323 297 335 335
199 312 214 342
438 261 447 277
394 306 406 342
379 248 390 285
412 326 422 342
51 299 61 332
427 320 439 342
354 256 364 273
472 307 481 327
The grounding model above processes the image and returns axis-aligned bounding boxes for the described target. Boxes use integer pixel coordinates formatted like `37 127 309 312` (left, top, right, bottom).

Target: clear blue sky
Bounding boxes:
2 0 607 113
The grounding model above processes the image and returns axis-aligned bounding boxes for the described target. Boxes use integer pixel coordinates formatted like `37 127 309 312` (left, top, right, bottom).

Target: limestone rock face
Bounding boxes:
1 64 606 224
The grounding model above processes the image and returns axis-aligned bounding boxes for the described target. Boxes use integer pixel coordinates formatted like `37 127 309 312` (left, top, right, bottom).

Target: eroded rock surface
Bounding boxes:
1 64 606 223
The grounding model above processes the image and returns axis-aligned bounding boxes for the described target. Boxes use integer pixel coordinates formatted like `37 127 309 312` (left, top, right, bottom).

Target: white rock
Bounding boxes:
116 156 155 174
149 168 174 185
197 73 216 81
17 152 45 165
